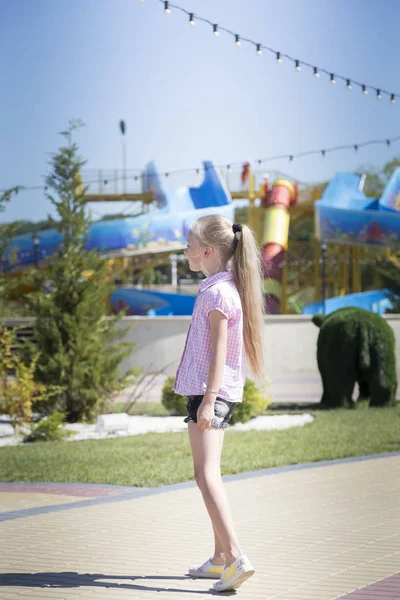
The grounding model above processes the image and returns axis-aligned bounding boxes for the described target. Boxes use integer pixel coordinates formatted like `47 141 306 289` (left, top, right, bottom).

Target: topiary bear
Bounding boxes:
313 307 397 408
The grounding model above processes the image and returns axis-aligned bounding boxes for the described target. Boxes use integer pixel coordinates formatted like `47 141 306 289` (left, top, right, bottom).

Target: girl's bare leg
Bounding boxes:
188 422 242 566
211 522 225 565
211 429 225 563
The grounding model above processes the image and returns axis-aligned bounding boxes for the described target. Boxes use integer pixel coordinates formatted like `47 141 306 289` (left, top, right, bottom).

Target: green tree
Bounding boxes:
12 217 55 235
0 188 26 319
23 120 137 422
383 157 400 181
373 255 400 313
358 156 400 198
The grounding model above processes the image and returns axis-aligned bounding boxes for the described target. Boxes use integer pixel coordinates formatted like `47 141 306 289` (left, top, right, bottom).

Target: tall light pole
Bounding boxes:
119 120 127 194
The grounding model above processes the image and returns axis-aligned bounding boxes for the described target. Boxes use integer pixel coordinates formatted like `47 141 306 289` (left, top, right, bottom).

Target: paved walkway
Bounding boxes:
1 453 400 599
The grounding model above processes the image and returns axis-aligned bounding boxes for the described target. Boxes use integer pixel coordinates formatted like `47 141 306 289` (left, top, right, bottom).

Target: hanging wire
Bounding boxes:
150 0 398 102
2 134 399 195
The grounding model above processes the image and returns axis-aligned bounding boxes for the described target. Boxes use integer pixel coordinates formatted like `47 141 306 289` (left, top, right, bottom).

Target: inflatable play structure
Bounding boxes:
301 167 400 315
2 158 300 316
1 161 233 271
302 289 395 316
3 160 400 316
1 161 233 315
111 286 196 316
315 168 400 247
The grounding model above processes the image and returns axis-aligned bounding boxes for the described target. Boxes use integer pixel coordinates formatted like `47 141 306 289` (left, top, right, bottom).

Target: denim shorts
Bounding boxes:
184 395 236 430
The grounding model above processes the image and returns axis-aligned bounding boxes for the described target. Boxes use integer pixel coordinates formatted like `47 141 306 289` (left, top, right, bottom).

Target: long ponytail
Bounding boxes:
231 224 265 378
190 215 265 378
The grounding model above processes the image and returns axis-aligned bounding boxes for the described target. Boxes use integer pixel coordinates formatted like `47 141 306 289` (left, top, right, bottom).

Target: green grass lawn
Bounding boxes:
1 405 399 487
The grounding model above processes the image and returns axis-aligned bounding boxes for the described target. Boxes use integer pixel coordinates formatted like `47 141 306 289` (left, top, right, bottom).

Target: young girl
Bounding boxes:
173 214 265 592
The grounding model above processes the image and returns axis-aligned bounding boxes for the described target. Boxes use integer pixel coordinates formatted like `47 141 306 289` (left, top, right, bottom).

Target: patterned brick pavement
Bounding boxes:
1 453 399 599
337 573 400 598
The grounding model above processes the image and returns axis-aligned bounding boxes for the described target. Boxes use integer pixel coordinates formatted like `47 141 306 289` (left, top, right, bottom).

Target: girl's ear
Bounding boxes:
204 246 213 257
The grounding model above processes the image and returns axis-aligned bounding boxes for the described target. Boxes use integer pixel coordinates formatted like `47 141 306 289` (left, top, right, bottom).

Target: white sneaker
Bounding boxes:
188 557 225 579
212 554 255 592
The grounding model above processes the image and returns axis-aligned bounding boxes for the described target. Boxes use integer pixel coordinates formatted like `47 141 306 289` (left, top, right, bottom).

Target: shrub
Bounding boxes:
161 377 270 424
0 327 62 433
161 376 188 415
229 379 270 425
24 412 75 443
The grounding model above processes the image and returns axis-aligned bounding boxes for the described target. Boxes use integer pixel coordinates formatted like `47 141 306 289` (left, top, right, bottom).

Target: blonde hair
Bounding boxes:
190 214 265 378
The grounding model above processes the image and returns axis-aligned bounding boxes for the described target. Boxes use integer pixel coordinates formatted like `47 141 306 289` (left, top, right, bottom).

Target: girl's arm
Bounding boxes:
197 310 228 430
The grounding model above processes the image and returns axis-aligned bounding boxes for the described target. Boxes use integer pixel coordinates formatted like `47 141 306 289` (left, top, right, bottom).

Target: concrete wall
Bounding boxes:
117 314 400 377
8 314 400 378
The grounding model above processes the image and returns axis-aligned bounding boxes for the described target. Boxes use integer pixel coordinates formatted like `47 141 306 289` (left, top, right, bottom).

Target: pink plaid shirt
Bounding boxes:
174 270 245 402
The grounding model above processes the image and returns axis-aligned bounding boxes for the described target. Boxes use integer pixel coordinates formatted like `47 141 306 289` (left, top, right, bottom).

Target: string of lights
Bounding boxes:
2 134 399 195
139 0 399 104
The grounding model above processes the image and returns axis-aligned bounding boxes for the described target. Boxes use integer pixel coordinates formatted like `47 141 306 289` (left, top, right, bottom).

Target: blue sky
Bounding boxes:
1 0 399 223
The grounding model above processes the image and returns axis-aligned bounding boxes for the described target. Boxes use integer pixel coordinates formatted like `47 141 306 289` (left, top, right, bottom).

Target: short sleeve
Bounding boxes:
204 286 232 320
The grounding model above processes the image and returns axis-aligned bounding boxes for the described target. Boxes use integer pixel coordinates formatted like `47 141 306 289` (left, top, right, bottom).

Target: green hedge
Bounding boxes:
313 307 398 408
161 377 270 424
161 377 188 416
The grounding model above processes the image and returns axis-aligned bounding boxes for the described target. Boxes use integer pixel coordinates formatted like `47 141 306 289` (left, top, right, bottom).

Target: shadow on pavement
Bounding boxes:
0 571 237 595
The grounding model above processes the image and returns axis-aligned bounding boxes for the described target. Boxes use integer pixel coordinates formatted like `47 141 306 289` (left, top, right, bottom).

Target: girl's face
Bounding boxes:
185 230 222 275
184 231 205 272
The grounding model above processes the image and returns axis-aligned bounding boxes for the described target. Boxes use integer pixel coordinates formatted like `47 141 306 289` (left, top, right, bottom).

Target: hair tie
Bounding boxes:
232 223 242 252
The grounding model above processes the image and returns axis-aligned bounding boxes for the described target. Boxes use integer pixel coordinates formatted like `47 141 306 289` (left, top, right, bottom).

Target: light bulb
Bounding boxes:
386 139 391 147
321 150 326 158
189 13 195 27
295 60 301 72
362 85 368 96
330 73 336 85
164 1 171 15
346 79 352 91
235 34 241 47
376 89 382 100
391 94 396 104
213 24 219 36
276 52 282 64
354 145 358 152
256 44 263 56
313 67 320 78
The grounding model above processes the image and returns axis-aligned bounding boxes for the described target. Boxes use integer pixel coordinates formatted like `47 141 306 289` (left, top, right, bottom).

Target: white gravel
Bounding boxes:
0 413 314 447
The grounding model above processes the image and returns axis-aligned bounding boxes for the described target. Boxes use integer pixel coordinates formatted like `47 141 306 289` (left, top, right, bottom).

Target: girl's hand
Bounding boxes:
197 400 215 431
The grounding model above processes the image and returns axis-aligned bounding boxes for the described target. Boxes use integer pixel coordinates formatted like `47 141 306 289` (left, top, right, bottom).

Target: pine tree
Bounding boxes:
24 121 137 422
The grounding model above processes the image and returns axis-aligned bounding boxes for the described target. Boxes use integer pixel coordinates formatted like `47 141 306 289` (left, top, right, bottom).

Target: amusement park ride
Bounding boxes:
2 161 400 315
